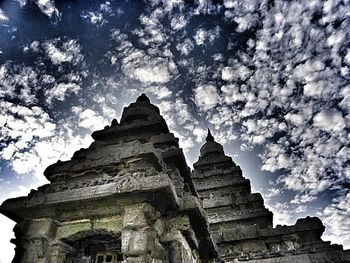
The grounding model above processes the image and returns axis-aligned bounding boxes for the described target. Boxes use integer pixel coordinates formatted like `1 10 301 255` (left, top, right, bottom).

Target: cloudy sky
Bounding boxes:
0 0 349 261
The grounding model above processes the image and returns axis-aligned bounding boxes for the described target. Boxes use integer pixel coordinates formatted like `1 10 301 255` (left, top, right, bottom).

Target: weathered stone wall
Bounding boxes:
10 202 207 263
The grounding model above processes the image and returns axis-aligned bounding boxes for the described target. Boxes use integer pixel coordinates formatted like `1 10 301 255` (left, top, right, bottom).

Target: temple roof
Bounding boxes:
199 129 225 157
92 94 169 141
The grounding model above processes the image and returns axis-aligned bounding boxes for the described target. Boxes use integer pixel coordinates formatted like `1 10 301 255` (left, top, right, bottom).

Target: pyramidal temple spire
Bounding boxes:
206 128 215 142
198 128 225 158
136 93 150 103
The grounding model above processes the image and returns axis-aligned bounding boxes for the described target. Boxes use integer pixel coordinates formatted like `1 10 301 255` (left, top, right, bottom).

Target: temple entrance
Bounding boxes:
62 231 124 263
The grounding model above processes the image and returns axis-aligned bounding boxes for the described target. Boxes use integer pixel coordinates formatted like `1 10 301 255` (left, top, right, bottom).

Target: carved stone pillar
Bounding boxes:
13 219 56 263
19 236 48 263
165 232 197 263
50 241 73 263
121 203 167 263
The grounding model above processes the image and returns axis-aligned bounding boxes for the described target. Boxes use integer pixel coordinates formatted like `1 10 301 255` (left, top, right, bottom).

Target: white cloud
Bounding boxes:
158 97 194 127
223 0 235 9
35 0 60 19
0 102 63 182
313 110 346 132
176 38 194 56
266 202 294 226
285 113 305 126
173 130 194 152
43 38 83 66
194 84 220 111
135 9 168 46
291 193 317 204
221 84 245 103
72 107 108 131
295 205 307 213
192 127 207 143
145 86 172 99
45 83 80 103
122 49 177 84
322 192 350 249
221 65 252 82
265 187 282 199
81 1 113 27
134 65 170 83
170 15 187 30
82 12 104 25
0 9 9 22
194 27 220 46
0 102 94 186
303 80 328 97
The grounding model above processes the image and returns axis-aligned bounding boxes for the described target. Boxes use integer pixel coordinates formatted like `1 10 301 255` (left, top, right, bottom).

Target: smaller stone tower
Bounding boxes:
193 129 273 230
193 130 350 262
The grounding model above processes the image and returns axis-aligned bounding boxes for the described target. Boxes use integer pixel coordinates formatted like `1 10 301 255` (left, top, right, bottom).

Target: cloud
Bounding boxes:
194 27 220 46
194 84 220 111
0 102 54 176
200 1 350 202
0 9 9 23
170 15 187 30
0 100 95 185
313 110 346 132
45 83 81 103
176 38 194 56
265 187 282 199
0 64 39 104
35 0 60 19
81 1 114 27
322 191 350 249
145 86 172 99
43 38 84 66
122 49 177 84
134 64 171 83
291 193 317 204
72 107 108 131
265 202 295 226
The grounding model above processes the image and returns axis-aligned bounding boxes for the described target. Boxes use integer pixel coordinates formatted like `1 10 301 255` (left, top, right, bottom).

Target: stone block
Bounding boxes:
122 228 159 256
123 203 161 229
55 219 92 240
124 255 163 263
92 215 123 233
25 219 56 239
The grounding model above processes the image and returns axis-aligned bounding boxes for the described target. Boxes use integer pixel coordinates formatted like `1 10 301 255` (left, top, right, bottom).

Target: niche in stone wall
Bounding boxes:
62 231 123 263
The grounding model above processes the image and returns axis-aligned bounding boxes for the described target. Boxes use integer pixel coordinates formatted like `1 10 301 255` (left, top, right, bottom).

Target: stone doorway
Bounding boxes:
62 231 123 263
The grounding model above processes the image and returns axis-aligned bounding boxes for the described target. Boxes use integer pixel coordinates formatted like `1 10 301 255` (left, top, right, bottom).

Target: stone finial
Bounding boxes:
206 129 215 142
136 93 150 103
111 118 119 127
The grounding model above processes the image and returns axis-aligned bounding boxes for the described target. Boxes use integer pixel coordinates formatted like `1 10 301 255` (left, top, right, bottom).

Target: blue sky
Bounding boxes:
0 0 349 262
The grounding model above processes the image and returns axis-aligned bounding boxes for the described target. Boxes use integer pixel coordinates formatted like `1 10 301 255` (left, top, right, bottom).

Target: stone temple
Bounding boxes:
1 94 349 263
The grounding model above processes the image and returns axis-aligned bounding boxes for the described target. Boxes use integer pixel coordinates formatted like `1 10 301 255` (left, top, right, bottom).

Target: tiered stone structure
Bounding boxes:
0 94 218 263
1 94 349 263
193 130 350 262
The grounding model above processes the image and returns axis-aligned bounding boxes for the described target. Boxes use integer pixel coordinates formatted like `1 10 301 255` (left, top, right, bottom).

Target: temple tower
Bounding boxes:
0 94 219 263
192 130 272 260
193 130 350 262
